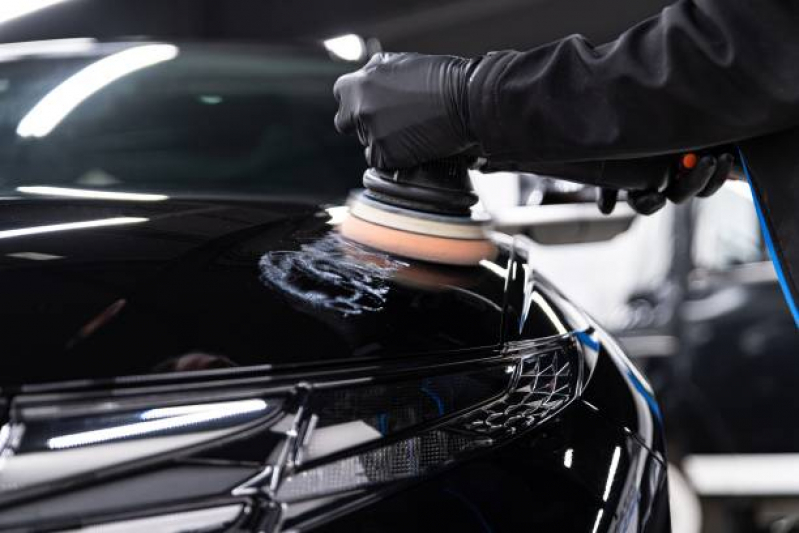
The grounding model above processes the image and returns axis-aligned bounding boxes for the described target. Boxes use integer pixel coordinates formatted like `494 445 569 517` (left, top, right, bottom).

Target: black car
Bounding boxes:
0 41 668 532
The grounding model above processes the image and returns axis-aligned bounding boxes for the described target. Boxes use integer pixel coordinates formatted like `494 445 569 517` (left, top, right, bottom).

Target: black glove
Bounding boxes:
333 52 479 169
597 151 735 215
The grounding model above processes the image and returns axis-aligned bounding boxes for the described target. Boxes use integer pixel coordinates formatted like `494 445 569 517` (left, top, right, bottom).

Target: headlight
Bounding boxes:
275 339 580 503
0 337 582 531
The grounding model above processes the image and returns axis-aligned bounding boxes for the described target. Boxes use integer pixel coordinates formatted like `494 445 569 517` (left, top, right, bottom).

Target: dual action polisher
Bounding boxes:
340 159 497 266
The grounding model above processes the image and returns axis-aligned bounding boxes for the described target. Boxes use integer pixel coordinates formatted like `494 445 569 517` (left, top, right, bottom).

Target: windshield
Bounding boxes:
0 42 366 201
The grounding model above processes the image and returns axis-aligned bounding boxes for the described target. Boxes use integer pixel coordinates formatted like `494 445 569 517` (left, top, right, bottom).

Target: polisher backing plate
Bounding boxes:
347 193 489 239
340 192 497 266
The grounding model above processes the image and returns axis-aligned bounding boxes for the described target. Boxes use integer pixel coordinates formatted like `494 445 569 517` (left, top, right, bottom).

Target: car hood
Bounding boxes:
0 197 508 385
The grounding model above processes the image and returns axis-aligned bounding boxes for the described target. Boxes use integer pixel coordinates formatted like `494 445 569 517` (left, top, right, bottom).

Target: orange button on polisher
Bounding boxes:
681 153 698 170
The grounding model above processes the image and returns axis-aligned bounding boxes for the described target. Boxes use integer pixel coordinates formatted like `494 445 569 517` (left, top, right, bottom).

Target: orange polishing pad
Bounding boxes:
340 214 497 266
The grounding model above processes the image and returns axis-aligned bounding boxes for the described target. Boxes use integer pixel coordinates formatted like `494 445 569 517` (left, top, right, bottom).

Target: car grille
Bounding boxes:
460 342 578 437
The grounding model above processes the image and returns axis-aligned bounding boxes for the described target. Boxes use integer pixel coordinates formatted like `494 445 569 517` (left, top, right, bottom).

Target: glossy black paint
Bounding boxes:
300 340 669 533
0 209 668 531
310 402 664 533
0 198 506 385
0 335 667 533
285 243 670 533
502 242 666 457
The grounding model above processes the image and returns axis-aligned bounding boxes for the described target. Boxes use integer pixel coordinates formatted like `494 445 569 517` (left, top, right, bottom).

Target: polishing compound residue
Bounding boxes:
258 234 408 316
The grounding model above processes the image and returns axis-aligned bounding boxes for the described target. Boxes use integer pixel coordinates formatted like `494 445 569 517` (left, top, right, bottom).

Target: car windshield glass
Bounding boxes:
0 42 365 201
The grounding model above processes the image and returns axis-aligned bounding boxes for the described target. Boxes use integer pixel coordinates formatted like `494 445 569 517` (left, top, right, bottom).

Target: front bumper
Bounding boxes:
306 329 670 533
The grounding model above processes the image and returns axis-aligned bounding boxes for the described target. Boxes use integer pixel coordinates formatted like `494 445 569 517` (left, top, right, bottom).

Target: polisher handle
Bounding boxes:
362 157 478 216
393 157 473 193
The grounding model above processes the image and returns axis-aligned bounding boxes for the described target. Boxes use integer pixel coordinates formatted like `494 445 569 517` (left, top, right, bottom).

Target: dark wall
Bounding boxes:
0 0 672 54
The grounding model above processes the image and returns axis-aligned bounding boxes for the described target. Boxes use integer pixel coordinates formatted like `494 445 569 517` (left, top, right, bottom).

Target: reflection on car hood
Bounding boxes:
0 197 508 385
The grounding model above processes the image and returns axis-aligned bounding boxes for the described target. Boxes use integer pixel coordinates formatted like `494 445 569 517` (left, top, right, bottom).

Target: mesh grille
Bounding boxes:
277 340 580 502
278 430 484 500
458 343 578 438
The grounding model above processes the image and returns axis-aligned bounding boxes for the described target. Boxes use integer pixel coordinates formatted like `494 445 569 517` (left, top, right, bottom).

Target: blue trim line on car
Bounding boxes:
627 369 663 423
421 386 445 416
575 329 600 351
377 413 388 435
738 149 799 327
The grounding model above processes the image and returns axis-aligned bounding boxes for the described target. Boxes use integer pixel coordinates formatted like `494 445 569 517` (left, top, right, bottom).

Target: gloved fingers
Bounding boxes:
354 119 371 147
333 111 350 135
333 96 356 134
333 78 356 135
332 52 475 169
364 51 406 70
364 52 389 68
698 152 734 197
333 54 388 101
365 141 392 169
664 155 716 203
628 189 667 215
596 187 619 215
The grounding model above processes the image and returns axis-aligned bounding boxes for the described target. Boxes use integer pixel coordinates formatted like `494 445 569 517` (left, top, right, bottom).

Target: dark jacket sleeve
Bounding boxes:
467 0 799 168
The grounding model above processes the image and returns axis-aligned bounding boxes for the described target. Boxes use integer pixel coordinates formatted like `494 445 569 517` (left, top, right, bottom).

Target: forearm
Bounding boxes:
480 158 675 191
468 0 799 164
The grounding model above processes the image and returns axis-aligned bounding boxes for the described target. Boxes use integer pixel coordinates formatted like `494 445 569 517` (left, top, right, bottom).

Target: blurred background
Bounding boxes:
1 1 798 531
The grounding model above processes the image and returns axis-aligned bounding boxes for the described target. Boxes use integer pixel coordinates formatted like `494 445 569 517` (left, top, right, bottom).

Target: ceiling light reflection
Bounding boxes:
48 399 269 449
324 205 349 225
323 34 366 62
602 446 621 501
141 399 267 421
0 38 96 60
199 95 223 105
0 0 69 26
479 259 508 278
6 252 62 261
591 509 604 533
17 44 178 138
18 186 168 202
0 217 147 240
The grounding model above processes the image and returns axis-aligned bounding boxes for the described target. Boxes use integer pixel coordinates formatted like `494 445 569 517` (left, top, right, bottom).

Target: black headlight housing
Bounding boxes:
0 335 584 532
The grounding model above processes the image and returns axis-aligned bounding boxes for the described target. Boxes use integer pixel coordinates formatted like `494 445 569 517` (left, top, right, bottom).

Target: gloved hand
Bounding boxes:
597 151 735 215
333 52 480 169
